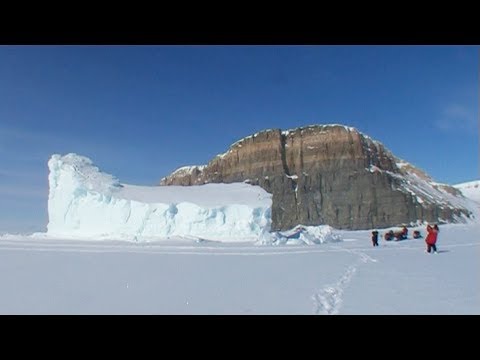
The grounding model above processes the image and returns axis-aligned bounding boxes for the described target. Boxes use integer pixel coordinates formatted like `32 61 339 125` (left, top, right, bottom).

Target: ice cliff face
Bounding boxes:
47 154 272 241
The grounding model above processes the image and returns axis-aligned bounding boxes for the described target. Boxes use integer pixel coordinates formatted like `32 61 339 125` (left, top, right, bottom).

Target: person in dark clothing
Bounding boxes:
385 230 394 241
371 230 379 247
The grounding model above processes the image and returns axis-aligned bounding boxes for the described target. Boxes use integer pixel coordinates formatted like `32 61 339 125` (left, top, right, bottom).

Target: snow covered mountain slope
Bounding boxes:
160 125 475 230
47 154 272 241
454 180 480 204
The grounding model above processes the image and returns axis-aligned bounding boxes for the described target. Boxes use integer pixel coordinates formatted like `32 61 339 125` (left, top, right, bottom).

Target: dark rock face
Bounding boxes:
160 125 471 230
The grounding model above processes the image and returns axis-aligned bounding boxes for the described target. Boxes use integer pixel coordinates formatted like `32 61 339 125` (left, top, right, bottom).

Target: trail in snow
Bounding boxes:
309 238 476 315
313 247 378 315
0 238 358 256
313 265 358 315
0 237 478 256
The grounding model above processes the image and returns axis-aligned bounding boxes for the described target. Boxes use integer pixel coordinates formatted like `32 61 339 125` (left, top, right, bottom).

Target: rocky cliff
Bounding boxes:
160 124 473 230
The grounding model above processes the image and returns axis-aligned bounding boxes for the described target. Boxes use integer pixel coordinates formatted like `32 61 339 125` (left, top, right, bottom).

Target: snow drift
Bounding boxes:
47 154 273 241
260 225 342 245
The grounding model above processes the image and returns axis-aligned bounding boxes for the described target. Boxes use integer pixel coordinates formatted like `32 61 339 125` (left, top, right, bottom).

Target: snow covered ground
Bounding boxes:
1 222 478 314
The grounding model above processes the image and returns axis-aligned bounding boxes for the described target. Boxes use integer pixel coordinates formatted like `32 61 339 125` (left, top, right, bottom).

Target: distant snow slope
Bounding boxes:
47 154 272 241
454 180 480 204
385 159 476 220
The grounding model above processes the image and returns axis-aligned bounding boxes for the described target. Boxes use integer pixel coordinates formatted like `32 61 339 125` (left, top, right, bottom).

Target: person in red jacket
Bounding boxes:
425 224 439 253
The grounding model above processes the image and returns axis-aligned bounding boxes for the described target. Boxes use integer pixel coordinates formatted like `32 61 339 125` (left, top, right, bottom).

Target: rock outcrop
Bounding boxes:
160 124 472 230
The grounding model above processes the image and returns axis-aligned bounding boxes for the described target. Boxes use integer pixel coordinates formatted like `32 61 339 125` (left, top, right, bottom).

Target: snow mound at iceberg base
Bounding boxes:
258 225 342 245
47 154 272 242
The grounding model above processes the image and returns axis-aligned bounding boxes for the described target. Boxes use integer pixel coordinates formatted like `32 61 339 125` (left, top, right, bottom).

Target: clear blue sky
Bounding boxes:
0 45 478 232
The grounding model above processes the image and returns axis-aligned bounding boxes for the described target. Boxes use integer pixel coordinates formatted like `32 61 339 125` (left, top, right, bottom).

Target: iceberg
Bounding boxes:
47 154 272 242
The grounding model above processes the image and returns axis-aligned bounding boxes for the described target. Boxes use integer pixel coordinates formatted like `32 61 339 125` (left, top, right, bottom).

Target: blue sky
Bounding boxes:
0 45 478 232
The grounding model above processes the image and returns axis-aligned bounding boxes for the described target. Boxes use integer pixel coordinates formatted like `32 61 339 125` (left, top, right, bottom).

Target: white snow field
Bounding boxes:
0 222 478 314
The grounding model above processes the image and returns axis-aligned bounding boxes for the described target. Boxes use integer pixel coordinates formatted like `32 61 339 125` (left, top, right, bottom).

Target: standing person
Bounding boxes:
425 224 438 253
433 224 440 250
371 230 379 247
